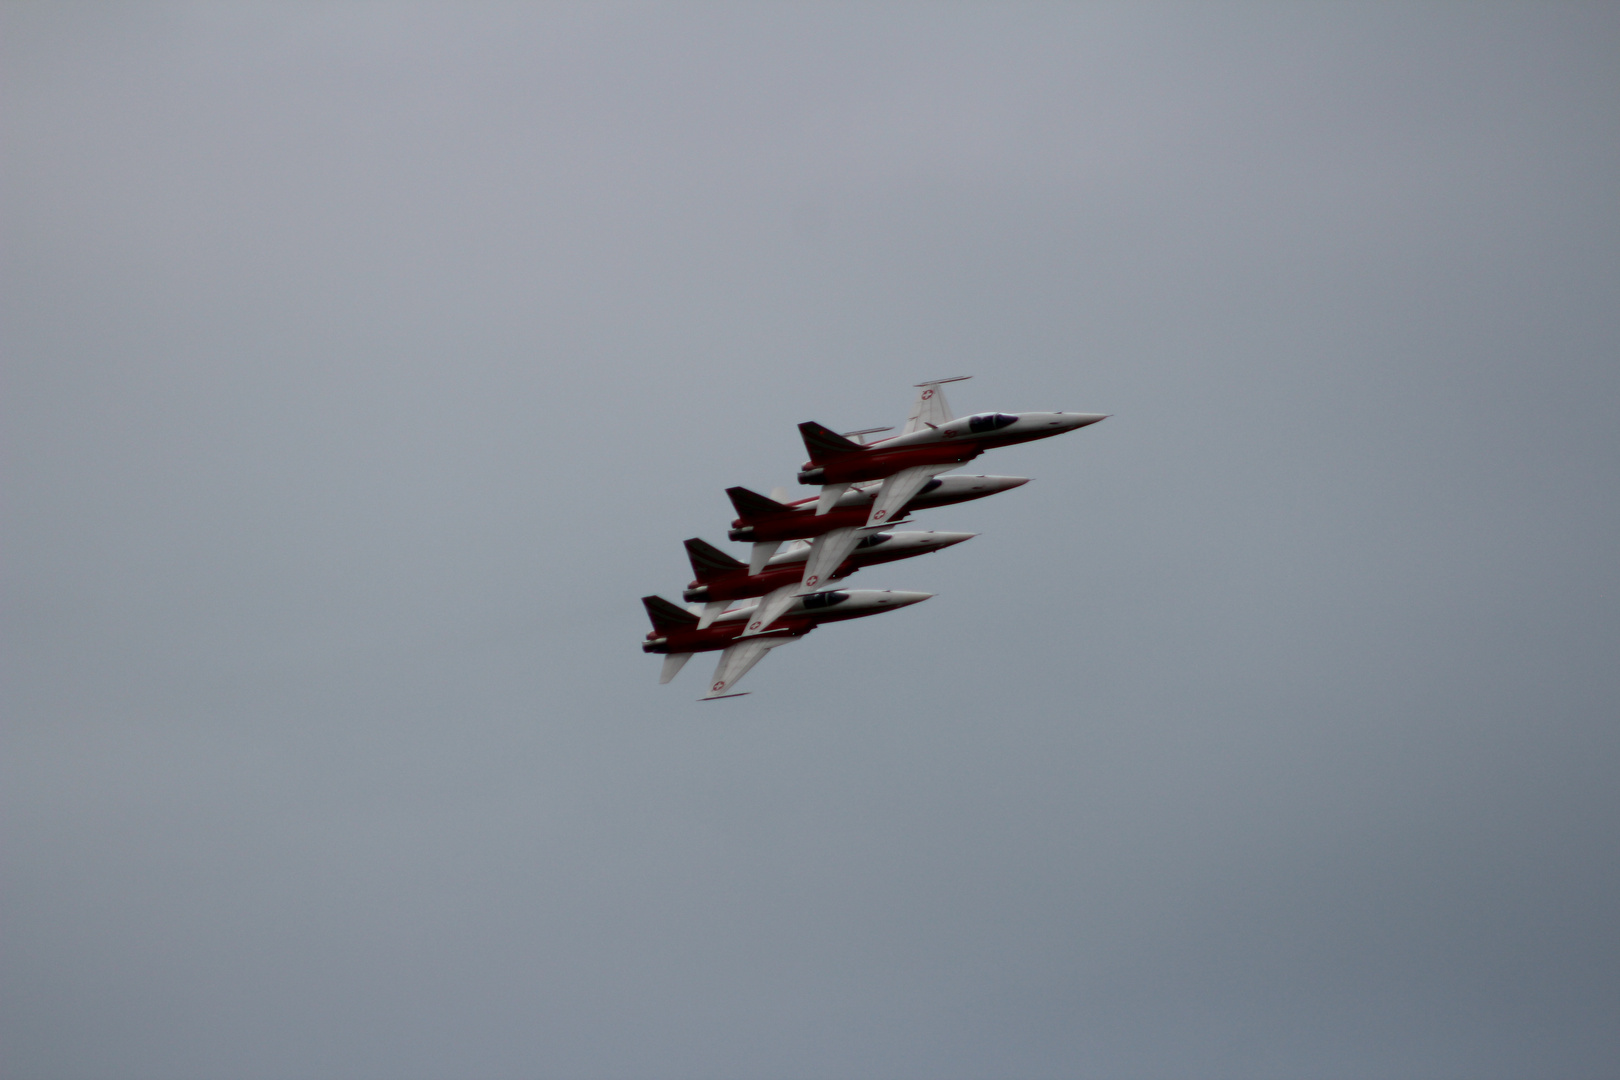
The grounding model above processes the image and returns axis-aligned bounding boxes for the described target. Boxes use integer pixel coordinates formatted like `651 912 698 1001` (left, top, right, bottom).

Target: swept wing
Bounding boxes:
702 636 797 699
736 581 802 639
863 462 953 528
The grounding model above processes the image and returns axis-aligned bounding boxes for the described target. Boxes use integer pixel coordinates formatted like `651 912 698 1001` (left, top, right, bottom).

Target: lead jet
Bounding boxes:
642 589 932 699
787 378 1106 611
682 529 974 630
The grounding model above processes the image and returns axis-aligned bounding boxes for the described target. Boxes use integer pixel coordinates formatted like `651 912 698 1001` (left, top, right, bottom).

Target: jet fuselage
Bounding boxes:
728 473 1028 543
684 530 973 603
642 590 932 654
797 411 1105 485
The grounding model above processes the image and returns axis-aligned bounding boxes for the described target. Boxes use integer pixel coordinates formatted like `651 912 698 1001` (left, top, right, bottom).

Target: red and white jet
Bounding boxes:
642 589 933 699
726 473 1026 566
722 473 1027 635
799 377 1106 524
782 379 1105 616
682 529 974 630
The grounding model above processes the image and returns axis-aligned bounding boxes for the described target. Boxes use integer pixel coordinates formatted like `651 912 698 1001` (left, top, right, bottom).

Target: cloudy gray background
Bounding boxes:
5 3 1618 1078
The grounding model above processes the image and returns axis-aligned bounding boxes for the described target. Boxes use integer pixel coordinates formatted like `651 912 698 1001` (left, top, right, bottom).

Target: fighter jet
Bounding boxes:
642 589 933 699
726 474 1027 569
801 377 1107 524
682 529 974 631
786 378 1105 608
719 473 1025 635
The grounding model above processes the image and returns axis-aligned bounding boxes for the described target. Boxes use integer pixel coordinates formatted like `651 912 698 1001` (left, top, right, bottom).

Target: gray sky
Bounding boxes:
5 3 1618 1078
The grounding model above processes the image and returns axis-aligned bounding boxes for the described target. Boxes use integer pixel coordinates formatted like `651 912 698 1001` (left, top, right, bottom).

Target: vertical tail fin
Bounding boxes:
903 376 971 435
798 421 864 463
684 538 745 581
642 595 700 631
726 486 790 519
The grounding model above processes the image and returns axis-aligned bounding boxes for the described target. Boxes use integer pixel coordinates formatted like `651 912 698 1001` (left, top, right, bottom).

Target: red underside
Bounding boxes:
807 443 983 483
691 544 934 601
646 605 862 653
735 474 989 541
804 426 1068 483
693 564 839 602
647 600 907 652
736 503 874 542
645 620 793 654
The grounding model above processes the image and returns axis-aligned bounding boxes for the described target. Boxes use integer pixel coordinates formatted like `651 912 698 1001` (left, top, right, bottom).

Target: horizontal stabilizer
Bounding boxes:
642 594 699 630
815 482 851 515
696 599 727 629
659 652 693 684
727 486 789 518
749 540 781 576
798 421 864 462
685 537 745 579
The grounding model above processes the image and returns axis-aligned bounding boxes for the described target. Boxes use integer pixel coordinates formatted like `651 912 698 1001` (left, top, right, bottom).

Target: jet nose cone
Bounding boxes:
929 531 977 548
1063 412 1108 428
883 590 934 607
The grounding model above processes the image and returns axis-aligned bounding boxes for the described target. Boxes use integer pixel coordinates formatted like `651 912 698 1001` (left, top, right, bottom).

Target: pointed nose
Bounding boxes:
1063 412 1108 428
880 590 934 607
972 475 1030 492
926 531 977 549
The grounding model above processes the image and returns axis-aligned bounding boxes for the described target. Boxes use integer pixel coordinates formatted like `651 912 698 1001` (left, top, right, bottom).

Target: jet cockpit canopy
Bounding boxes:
967 413 1019 433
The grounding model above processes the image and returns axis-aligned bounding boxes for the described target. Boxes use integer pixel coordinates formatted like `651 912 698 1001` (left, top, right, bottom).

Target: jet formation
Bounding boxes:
642 377 1107 698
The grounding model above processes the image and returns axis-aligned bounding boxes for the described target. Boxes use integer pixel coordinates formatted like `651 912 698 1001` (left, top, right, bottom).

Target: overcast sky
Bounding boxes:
5 4 1618 1078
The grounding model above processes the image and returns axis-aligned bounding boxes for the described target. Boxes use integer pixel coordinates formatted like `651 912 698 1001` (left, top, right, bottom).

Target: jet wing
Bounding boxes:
864 463 952 528
701 636 797 699
796 525 864 594
737 582 802 638
902 376 970 435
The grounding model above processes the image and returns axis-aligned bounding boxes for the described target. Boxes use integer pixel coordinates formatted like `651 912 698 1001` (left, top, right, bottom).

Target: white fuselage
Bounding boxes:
761 530 975 570
712 588 933 627
865 411 1107 451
